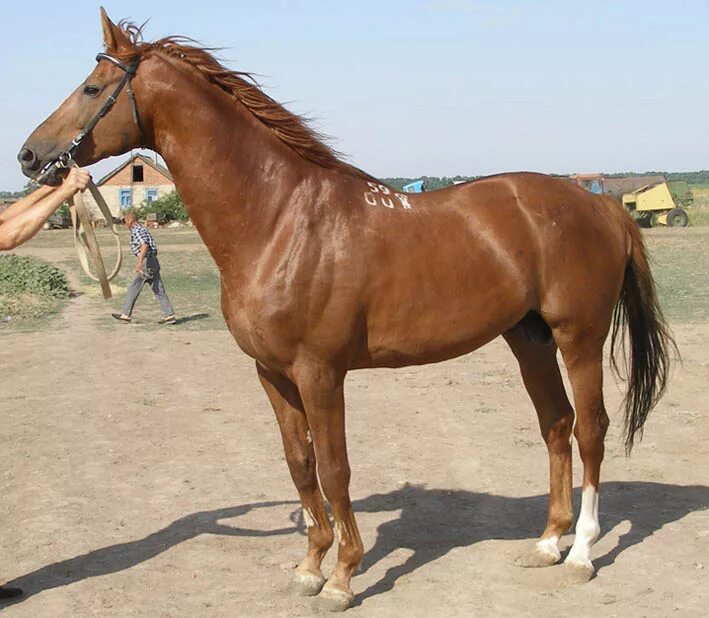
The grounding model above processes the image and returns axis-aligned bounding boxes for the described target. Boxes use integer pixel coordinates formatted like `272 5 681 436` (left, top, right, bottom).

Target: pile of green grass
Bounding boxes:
0 254 70 321
689 207 709 226
688 185 709 226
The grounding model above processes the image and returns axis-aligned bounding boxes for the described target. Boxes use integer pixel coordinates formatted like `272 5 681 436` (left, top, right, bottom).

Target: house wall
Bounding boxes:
84 184 175 221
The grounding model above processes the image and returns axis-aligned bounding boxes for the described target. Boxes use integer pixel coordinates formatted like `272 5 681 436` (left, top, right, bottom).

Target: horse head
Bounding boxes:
19 9 147 185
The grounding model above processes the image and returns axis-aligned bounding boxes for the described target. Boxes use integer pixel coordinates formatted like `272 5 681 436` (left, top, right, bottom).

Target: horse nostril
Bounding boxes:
19 148 35 163
18 147 40 171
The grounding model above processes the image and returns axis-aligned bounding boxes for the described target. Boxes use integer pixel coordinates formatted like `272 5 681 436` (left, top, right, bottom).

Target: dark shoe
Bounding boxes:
158 315 176 325
0 585 23 599
111 313 131 323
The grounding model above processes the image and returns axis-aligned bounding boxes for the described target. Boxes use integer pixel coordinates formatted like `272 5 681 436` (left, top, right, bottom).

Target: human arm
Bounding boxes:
0 185 55 225
135 242 149 272
0 168 91 251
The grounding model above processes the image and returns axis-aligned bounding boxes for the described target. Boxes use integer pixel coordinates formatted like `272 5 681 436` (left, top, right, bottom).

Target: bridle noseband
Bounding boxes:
37 52 145 182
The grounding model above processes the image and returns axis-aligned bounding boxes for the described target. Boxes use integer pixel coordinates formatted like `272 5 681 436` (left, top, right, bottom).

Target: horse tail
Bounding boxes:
610 215 676 453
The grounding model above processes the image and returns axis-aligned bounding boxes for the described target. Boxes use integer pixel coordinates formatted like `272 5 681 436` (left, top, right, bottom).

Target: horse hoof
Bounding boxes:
288 570 326 597
514 543 561 568
563 559 595 584
313 585 355 612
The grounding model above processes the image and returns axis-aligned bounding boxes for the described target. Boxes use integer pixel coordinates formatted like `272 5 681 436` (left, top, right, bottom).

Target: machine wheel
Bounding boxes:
667 208 689 227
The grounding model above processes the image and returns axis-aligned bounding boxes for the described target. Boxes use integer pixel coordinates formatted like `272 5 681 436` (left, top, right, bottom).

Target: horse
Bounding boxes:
18 9 674 611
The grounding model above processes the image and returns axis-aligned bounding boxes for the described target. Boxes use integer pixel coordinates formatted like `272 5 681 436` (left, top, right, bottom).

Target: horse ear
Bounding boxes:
99 7 132 52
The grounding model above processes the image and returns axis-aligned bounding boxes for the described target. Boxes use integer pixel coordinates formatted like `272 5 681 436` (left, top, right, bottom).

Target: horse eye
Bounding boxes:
83 85 101 97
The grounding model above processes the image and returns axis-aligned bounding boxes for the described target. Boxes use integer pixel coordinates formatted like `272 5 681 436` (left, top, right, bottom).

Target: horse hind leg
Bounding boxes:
256 363 334 597
554 328 609 583
504 323 574 568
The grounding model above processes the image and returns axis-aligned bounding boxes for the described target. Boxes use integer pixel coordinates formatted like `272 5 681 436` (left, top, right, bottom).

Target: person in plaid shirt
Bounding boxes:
112 212 176 324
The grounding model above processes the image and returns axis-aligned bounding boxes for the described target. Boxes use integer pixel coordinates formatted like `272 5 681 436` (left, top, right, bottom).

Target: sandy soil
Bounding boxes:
1 247 708 617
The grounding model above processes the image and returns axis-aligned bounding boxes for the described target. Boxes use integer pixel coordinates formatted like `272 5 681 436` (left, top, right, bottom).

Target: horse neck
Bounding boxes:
142 56 318 261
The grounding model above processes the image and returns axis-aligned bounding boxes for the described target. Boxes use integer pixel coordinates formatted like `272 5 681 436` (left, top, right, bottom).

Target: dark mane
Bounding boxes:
112 21 374 181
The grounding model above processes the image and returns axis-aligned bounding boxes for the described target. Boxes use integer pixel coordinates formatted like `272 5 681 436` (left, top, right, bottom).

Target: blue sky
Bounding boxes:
2 1 708 190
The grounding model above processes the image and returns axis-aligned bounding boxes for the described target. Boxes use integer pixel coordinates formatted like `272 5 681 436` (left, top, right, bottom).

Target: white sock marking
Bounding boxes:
565 485 600 569
536 535 561 560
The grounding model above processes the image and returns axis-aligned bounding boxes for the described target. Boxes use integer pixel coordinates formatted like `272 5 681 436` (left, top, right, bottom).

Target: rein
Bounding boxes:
68 171 122 300
35 51 144 300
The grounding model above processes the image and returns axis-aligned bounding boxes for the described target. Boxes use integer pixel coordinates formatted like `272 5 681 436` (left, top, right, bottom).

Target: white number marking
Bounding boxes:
395 193 412 209
362 185 415 210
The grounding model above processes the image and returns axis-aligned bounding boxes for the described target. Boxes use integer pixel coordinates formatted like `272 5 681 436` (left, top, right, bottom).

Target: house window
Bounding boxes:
145 188 159 204
132 165 144 182
119 188 132 208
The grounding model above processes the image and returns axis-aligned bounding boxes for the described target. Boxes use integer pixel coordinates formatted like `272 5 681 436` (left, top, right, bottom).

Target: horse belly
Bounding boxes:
362 276 528 368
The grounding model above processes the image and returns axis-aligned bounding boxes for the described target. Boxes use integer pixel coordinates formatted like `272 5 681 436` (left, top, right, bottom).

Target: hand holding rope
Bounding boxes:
67 161 123 299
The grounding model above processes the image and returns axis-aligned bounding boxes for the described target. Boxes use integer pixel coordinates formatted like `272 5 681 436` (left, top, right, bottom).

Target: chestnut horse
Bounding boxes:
19 10 673 611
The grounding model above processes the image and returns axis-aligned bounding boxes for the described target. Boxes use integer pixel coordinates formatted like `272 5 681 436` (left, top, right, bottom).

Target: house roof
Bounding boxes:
601 175 665 198
96 153 173 186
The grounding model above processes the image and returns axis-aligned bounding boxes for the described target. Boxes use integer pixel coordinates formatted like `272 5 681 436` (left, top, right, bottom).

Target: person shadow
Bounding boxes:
1 500 299 607
174 312 209 325
3 482 707 608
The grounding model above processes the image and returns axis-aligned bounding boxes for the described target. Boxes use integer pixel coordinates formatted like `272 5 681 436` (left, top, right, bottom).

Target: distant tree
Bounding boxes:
380 176 478 192
21 179 40 197
0 180 39 200
57 201 71 219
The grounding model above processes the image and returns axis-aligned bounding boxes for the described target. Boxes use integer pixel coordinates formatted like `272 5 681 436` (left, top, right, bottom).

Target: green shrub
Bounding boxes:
136 190 189 222
0 254 70 298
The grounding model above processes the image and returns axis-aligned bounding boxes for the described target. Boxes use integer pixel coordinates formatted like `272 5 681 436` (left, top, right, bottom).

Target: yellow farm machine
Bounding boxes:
570 174 690 227
622 182 689 227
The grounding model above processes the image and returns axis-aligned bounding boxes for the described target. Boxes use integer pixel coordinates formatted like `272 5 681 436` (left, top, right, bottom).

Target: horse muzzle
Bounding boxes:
17 143 70 186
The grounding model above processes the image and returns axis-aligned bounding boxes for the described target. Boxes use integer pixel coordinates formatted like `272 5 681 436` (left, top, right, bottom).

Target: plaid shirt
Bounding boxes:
129 223 158 257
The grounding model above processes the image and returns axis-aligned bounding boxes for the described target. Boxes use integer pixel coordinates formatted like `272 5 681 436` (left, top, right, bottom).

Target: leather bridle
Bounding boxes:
33 51 146 299
37 52 144 183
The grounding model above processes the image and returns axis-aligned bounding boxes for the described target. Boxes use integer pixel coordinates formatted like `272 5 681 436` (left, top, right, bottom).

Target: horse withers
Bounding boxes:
18 9 674 611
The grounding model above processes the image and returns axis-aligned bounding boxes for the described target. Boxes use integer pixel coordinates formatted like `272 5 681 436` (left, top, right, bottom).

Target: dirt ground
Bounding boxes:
1 235 707 617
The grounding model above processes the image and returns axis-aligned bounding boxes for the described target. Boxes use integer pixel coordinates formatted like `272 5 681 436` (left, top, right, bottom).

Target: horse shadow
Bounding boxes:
333 481 708 604
3 482 707 608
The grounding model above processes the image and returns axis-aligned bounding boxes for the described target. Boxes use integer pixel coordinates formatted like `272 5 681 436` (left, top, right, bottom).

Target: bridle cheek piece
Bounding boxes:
37 52 144 181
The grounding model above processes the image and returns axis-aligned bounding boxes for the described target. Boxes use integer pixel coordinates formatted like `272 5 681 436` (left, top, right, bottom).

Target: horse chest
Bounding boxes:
221 288 300 366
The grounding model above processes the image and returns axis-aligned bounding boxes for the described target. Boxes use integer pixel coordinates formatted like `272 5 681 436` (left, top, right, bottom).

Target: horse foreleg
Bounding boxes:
256 363 334 596
556 337 609 582
505 327 574 568
295 361 363 612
